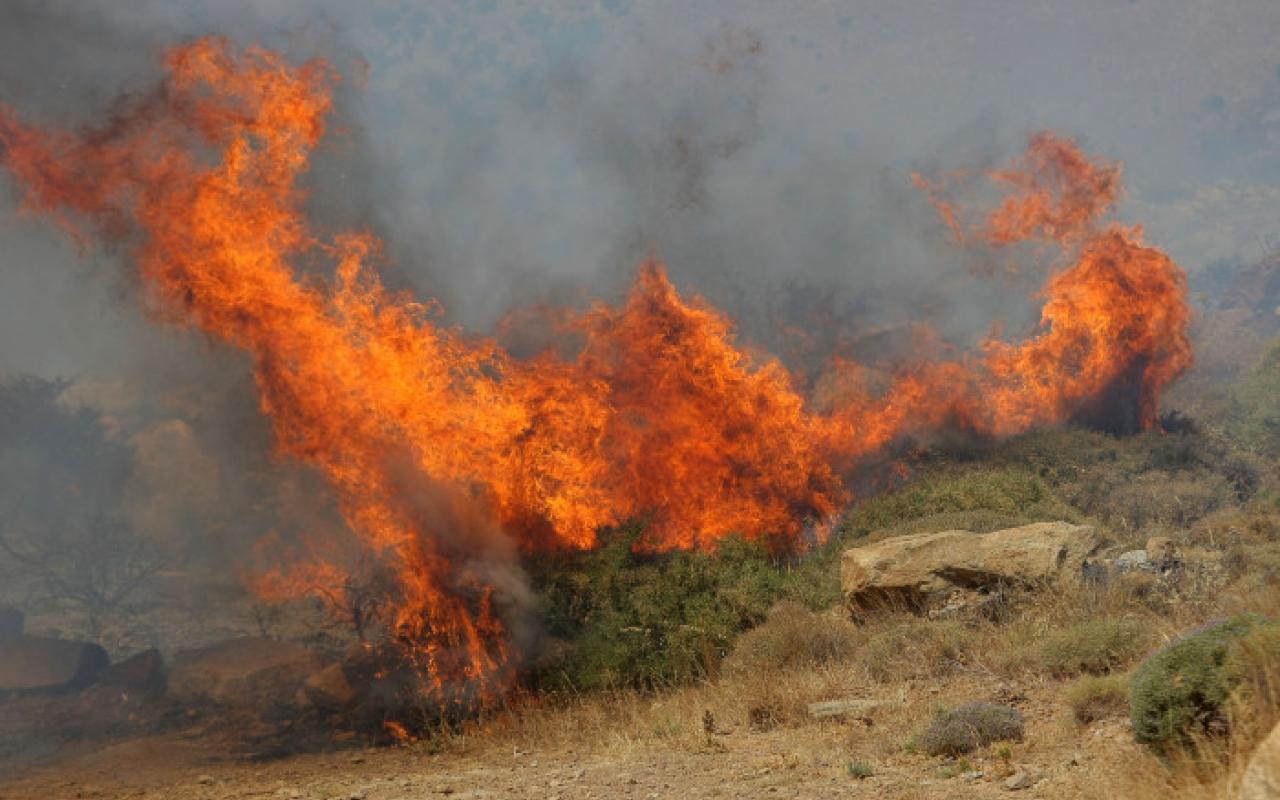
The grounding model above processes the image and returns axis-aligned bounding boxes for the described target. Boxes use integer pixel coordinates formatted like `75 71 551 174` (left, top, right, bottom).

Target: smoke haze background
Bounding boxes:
1 0 1279 576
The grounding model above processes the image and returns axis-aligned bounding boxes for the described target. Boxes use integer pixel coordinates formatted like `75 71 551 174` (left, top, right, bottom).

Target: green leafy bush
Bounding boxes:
914 702 1025 757
1129 615 1269 753
533 526 788 691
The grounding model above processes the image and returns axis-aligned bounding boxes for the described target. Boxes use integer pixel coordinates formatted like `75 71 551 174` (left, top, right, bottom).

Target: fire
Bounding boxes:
0 40 1191 704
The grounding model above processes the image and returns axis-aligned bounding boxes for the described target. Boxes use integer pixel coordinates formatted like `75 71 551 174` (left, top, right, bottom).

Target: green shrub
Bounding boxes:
1129 615 1269 753
533 526 788 690
1228 337 1280 456
1066 674 1129 724
838 467 1074 541
914 702 1025 757
724 601 859 674
1035 618 1153 677
846 760 874 779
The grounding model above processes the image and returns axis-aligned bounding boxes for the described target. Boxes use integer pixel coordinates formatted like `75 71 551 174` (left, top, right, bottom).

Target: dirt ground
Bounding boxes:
0 674 1153 800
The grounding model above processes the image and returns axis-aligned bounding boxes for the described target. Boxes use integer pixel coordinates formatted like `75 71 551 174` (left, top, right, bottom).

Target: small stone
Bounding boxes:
961 770 983 781
1115 550 1151 572
806 698 883 719
197 775 215 785
1004 770 1035 790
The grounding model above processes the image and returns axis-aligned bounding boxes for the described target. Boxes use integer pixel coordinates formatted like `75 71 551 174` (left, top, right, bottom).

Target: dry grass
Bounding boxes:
1065 674 1129 724
382 510 1280 800
723 601 859 675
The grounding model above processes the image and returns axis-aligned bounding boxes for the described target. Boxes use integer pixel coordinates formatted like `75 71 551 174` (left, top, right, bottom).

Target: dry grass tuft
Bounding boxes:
1065 673 1130 724
856 616 974 682
1032 617 1154 677
723 601 859 675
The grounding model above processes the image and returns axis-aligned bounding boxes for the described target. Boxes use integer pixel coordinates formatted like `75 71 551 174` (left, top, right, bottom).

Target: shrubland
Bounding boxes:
505 337 1280 797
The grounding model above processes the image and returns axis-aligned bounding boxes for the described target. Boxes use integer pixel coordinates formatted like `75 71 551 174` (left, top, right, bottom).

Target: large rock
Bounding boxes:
168 637 318 709
1239 720 1280 800
0 635 109 694
102 648 167 694
841 522 1100 616
301 662 357 712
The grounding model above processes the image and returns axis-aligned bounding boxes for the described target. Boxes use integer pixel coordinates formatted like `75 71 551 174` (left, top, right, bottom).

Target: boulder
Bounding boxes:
168 637 318 709
1239 720 1280 800
1115 549 1151 572
301 662 357 712
0 635 109 694
102 648 166 694
0 607 22 639
841 522 1100 616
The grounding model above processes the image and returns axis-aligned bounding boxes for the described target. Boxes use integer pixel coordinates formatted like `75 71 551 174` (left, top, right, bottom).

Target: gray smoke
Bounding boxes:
1 0 1279 659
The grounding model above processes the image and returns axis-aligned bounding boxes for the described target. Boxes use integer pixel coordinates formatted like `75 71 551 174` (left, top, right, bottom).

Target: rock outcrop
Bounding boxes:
102 649 167 694
168 637 318 708
0 635 109 694
841 521 1100 617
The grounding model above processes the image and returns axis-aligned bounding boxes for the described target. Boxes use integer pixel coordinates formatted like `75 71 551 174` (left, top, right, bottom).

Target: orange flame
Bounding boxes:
0 40 1191 702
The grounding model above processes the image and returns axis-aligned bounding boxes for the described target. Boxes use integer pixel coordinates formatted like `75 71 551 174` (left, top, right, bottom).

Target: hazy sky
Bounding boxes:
2 0 1280 378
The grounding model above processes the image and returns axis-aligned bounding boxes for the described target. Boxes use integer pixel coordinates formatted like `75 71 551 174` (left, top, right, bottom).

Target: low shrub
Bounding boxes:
1066 674 1129 724
723 601 859 674
1129 615 1270 753
533 526 788 691
1035 618 1153 677
838 467 1075 541
914 702 1025 757
846 760 874 779
1065 469 1233 532
1227 336 1280 456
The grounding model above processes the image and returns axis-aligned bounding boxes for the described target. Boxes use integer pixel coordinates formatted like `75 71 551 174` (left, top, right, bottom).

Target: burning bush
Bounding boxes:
0 39 1199 710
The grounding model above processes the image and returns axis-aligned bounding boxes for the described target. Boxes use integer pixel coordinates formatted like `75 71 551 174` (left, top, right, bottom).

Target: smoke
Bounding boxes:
0 2 1202 680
